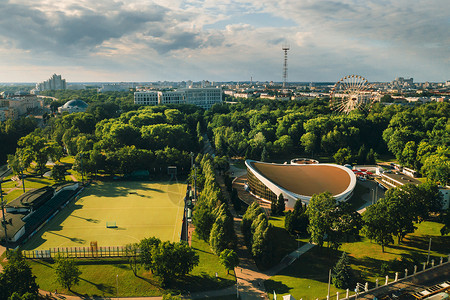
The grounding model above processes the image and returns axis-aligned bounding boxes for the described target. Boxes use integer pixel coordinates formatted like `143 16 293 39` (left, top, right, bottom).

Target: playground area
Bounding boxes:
22 181 186 250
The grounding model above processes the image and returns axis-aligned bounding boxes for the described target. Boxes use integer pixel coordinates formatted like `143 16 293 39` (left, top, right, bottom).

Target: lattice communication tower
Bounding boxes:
282 44 290 88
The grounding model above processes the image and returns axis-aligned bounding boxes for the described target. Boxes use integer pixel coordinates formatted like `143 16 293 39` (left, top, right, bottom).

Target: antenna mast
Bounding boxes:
282 44 290 88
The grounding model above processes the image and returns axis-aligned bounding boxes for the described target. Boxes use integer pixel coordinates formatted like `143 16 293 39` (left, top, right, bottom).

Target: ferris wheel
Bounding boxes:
330 75 376 114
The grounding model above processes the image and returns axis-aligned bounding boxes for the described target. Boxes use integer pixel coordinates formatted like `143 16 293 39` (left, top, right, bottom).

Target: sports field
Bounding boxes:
22 181 186 250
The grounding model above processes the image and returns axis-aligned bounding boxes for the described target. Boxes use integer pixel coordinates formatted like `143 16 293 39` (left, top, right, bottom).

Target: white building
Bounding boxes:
134 91 159 106
134 87 222 109
182 88 222 109
36 74 66 91
98 83 135 92
159 91 185 105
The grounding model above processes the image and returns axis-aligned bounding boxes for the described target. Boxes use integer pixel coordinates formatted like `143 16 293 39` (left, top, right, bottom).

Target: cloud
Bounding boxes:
0 0 448 82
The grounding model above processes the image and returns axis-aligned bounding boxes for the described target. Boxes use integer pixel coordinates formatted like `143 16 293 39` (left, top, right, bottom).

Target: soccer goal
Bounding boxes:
106 221 117 228
167 166 177 176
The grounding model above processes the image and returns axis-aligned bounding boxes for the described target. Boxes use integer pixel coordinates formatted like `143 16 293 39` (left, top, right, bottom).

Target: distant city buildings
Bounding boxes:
98 83 136 92
134 87 222 110
0 92 43 121
35 74 67 92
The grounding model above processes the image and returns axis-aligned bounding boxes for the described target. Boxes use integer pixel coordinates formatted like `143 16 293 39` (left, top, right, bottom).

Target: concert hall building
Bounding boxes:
245 160 356 208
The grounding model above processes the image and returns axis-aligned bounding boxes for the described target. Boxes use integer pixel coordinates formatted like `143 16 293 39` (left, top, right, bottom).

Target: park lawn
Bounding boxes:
66 169 82 181
265 247 346 300
174 233 236 293
270 215 311 244
60 156 75 164
1 180 18 189
265 216 306 269
4 189 23 203
29 258 164 297
28 233 235 297
24 177 58 189
266 221 449 300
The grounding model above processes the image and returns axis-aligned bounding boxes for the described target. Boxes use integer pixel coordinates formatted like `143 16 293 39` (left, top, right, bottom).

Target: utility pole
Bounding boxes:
1 177 9 251
327 269 331 300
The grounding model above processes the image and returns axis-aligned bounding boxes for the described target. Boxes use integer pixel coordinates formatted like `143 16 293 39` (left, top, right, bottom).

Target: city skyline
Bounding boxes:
0 0 449 83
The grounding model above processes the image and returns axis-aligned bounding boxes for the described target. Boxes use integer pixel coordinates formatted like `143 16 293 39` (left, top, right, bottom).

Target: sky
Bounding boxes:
0 0 449 83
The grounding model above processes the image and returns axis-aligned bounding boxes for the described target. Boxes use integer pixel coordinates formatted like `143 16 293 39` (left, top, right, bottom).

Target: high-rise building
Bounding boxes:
36 74 67 91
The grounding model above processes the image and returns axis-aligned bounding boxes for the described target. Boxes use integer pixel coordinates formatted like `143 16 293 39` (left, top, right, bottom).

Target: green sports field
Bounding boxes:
22 181 186 250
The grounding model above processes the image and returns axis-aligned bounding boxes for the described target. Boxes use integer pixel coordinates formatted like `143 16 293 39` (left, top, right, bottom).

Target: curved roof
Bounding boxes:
62 99 88 108
246 160 356 198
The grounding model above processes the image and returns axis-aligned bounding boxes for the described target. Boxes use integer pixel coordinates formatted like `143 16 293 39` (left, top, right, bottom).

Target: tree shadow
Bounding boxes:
79 277 115 294
264 279 291 294
277 247 342 284
70 215 100 224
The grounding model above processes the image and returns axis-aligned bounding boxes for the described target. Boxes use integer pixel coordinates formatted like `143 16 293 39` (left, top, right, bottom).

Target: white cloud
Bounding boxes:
0 0 448 82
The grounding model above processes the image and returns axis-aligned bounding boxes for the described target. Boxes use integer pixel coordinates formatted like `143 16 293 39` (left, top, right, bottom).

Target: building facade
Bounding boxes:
245 160 356 208
36 74 67 91
380 172 450 209
134 87 222 109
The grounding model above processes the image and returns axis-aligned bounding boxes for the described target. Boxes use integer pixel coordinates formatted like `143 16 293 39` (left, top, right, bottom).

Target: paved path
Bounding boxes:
264 243 315 277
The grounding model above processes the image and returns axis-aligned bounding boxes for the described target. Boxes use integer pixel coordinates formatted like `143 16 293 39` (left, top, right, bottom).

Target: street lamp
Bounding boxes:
116 274 118 298
427 237 432 265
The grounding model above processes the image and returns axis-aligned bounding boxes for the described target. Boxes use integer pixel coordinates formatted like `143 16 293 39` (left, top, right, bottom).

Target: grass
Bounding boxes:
265 221 450 300
265 247 345 300
4 189 23 203
23 181 186 250
27 232 234 297
23 177 58 189
262 216 306 270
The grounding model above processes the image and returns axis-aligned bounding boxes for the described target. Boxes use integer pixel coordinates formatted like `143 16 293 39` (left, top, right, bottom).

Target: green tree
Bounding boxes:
285 200 309 235
334 148 352 165
300 132 317 155
139 237 161 272
55 255 82 291
242 202 264 243
441 208 450 236
306 192 336 247
421 147 450 186
261 146 269 162
332 252 352 289
151 241 199 285
277 193 286 215
209 213 235 254
366 148 377 164
0 251 39 300
362 201 395 252
52 164 66 182
125 243 140 276
192 203 215 241
219 249 240 274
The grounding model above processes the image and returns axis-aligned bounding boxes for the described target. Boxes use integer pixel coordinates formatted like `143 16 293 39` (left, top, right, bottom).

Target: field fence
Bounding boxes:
22 246 137 259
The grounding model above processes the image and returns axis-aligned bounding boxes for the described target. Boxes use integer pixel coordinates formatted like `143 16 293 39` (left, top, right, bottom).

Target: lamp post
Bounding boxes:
427 237 432 265
116 274 118 298
327 269 331 300
1 177 9 251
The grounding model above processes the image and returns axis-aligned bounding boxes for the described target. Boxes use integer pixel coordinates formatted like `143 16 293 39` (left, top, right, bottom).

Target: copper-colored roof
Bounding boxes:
250 162 351 196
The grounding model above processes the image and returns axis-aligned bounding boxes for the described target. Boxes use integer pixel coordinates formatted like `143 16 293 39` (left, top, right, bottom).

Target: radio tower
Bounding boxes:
282 44 290 88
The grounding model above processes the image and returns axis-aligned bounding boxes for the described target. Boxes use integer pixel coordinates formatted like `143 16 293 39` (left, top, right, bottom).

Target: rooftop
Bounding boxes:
249 161 352 197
